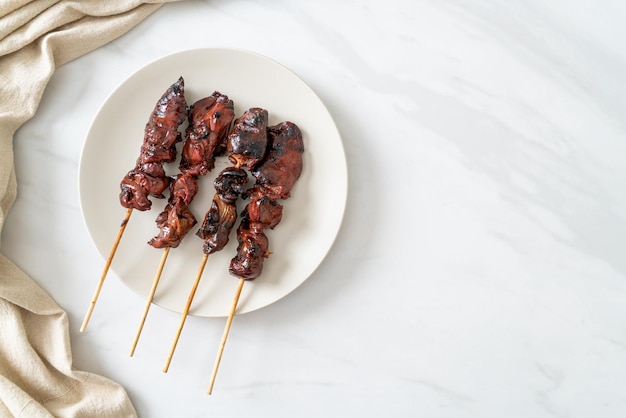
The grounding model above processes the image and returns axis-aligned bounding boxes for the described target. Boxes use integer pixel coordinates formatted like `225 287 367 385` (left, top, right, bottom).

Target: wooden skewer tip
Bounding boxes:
207 277 245 395
129 246 171 357
163 254 209 373
80 207 133 333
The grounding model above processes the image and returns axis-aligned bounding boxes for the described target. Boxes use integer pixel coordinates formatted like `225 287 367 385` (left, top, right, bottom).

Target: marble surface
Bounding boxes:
3 0 626 416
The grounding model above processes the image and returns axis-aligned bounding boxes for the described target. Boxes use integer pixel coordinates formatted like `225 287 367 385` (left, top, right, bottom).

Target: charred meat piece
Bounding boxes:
119 177 152 211
180 92 235 176
170 173 199 206
227 108 268 171
179 138 212 177
196 167 248 254
213 167 249 203
138 162 167 178
229 214 270 280
137 142 178 164
148 174 199 248
247 121 304 201
247 196 283 233
119 169 171 211
197 197 238 254
122 168 170 198
143 77 188 149
148 199 197 249
228 198 282 280
119 77 188 211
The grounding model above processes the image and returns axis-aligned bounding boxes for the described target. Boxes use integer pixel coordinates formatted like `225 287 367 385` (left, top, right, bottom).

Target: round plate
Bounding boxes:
79 48 347 317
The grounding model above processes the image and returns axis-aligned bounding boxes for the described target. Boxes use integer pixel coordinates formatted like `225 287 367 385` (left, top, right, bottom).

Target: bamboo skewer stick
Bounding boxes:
129 246 171 357
207 277 245 395
80 207 133 333
162 253 210 372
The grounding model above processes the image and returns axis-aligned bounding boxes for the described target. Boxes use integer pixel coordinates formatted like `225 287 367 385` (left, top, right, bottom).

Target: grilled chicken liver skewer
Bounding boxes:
81 77 187 332
119 77 187 211
231 121 304 279
209 120 304 394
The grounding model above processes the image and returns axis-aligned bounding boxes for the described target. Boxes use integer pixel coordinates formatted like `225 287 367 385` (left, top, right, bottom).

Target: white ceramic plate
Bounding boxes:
79 48 347 317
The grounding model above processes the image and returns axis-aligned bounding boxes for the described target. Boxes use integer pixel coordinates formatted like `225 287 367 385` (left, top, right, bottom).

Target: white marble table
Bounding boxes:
3 1 626 416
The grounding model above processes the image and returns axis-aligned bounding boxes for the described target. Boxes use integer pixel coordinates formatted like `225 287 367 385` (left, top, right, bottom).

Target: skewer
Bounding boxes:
129 246 171 356
207 277 245 395
163 253 210 372
80 207 133 332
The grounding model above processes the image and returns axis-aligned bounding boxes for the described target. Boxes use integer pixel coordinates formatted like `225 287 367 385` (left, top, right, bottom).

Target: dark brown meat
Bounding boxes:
229 121 303 281
137 142 178 164
143 77 188 149
227 108 268 171
137 162 167 178
170 173 198 206
229 214 270 280
119 176 152 211
228 197 282 280
119 77 187 211
246 121 304 201
213 166 249 203
180 92 235 176
148 174 199 248
148 199 197 249
247 196 283 233
196 167 248 254
120 169 171 211
196 197 238 254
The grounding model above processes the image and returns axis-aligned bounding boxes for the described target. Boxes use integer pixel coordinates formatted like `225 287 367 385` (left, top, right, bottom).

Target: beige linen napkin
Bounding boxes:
0 1 180 416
